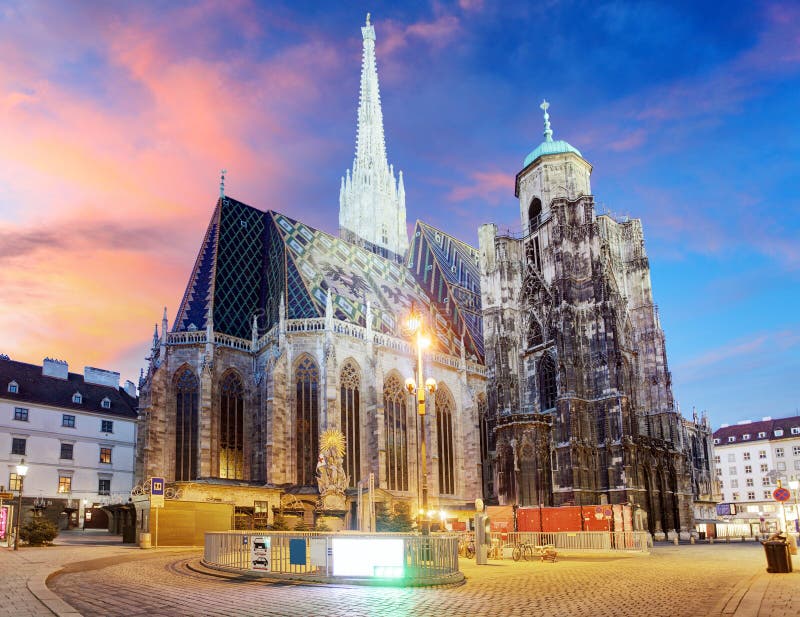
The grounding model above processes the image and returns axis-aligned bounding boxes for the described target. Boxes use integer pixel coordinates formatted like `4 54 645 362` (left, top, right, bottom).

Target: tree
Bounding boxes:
20 518 58 546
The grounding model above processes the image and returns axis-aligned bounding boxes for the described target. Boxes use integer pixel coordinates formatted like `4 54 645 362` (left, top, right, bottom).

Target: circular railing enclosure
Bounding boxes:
203 531 463 587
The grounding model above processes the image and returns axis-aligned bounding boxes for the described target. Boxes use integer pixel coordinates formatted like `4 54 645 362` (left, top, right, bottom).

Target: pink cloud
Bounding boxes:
447 170 512 205
458 0 485 12
608 128 647 152
0 3 345 382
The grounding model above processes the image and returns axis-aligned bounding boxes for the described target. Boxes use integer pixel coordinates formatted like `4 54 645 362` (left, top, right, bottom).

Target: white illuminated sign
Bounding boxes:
332 538 404 578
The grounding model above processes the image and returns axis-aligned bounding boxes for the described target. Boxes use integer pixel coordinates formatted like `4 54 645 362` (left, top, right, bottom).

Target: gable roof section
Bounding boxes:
713 415 800 443
408 220 484 361
174 201 221 333
0 359 138 418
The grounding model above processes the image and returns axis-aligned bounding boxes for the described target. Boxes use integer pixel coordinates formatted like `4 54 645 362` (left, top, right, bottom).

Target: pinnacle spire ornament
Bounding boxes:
541 100 553 143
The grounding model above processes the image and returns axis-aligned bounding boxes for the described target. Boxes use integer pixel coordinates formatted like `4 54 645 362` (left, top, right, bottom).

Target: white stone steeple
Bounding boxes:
339 13 408 262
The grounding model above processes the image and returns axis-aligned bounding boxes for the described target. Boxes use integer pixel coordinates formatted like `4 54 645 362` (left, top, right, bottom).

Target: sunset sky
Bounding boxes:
1 0 798 428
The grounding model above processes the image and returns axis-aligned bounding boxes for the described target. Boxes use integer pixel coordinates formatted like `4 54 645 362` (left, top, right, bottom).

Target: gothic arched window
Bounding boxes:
219 371 244 480
340 361 361 487
384 374 408 491
528 197 542 230
539 354 557 411
436 386 455 495
527 317 543 348
174 368 199 481
296 356 319 486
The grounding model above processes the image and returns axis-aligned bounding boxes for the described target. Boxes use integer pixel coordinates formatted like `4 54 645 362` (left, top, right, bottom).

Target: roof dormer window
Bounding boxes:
742 434 750 440
714 438 720 444
791 427 800 435
101 397 111 409
72 392 83 404
7 381 18 394
775 429 784 437
758 432 766 438
728 436 735 442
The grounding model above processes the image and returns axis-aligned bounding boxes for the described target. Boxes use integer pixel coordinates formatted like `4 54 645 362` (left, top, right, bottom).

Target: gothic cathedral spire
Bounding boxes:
339 13 408 263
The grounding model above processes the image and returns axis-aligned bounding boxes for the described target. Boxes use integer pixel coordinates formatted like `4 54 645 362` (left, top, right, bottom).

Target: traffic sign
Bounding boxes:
150 477 165 508
773 487 791 502
0 492 14 500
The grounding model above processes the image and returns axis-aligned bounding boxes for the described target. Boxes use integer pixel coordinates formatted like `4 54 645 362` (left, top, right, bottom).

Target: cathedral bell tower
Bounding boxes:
339 14 408 263
515 101 592 235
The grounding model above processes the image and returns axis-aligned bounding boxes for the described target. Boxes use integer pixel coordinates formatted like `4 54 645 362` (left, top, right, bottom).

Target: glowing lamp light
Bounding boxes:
425 378 437 394
406 314 421 334
405 377 417 394
418 333 431 349
15 460 28 477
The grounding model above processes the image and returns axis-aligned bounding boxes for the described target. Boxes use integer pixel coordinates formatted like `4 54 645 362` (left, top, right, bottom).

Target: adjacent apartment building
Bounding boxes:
0 355 138 535
713 414 800 534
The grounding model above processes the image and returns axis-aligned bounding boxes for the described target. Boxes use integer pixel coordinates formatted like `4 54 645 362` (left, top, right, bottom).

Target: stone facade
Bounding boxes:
477 107 715 538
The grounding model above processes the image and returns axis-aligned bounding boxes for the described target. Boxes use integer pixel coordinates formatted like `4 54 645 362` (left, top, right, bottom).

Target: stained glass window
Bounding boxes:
384 375 408 491
219 371 244 480
175 368 199 481
340 361 361 487
296 356 319 486
436 386 455 495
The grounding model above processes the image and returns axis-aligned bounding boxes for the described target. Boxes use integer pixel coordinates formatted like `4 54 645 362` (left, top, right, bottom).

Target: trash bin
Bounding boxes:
762 540 792 573
139 532 152 549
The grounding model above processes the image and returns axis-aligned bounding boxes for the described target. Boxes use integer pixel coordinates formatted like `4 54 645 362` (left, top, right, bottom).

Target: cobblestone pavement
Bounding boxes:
43 542 798 617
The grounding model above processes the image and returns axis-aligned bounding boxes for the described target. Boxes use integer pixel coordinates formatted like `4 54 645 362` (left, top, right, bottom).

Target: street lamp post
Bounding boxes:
404 307 437 536
14 459 28 551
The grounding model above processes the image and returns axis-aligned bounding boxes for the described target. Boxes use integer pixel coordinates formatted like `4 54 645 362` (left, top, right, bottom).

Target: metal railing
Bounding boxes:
204 531 461 583
494 531 650 553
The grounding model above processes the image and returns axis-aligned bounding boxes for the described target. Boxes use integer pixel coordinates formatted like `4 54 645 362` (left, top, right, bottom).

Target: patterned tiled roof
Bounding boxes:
0 358 138 417
173 197 468 356
408 221 484 361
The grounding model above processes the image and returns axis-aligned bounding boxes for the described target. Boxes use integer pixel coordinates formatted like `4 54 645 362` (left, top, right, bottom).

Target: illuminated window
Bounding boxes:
174 368 199 481
99 447 112 464
295 356 319 486
13 407 28 421
340 361 361 487
538 354 557 411
58 476 72 493
383 374 408 491
219 372 244 480
9 473 21 491
436 386 456 495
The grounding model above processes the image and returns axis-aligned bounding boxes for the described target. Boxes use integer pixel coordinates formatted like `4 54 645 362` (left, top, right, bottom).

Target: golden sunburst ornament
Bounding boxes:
320 429 346 457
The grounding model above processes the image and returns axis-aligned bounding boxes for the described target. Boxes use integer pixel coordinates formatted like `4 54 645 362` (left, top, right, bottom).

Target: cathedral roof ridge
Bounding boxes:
415 219 479 253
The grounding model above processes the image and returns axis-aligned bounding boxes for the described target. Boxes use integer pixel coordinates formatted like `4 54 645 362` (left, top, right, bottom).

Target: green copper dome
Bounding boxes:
523 139 582 168
523 100 582 167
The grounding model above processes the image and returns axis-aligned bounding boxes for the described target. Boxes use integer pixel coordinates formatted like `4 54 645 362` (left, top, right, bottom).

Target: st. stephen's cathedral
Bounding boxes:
136 16 716 539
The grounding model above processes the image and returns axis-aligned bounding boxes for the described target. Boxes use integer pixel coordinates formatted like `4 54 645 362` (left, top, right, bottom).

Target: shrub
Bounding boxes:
20 518 58 546
293 518 310 531
271 514 289 531
314 519 332 532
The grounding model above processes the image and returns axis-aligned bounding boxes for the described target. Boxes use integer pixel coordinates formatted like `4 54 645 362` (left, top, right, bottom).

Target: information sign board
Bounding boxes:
250 536 271 571
150 477 165 508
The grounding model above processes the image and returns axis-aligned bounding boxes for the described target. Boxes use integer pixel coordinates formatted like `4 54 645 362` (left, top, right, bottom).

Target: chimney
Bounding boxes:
42 358 69 380
123 380 137 398
84 366 120 388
